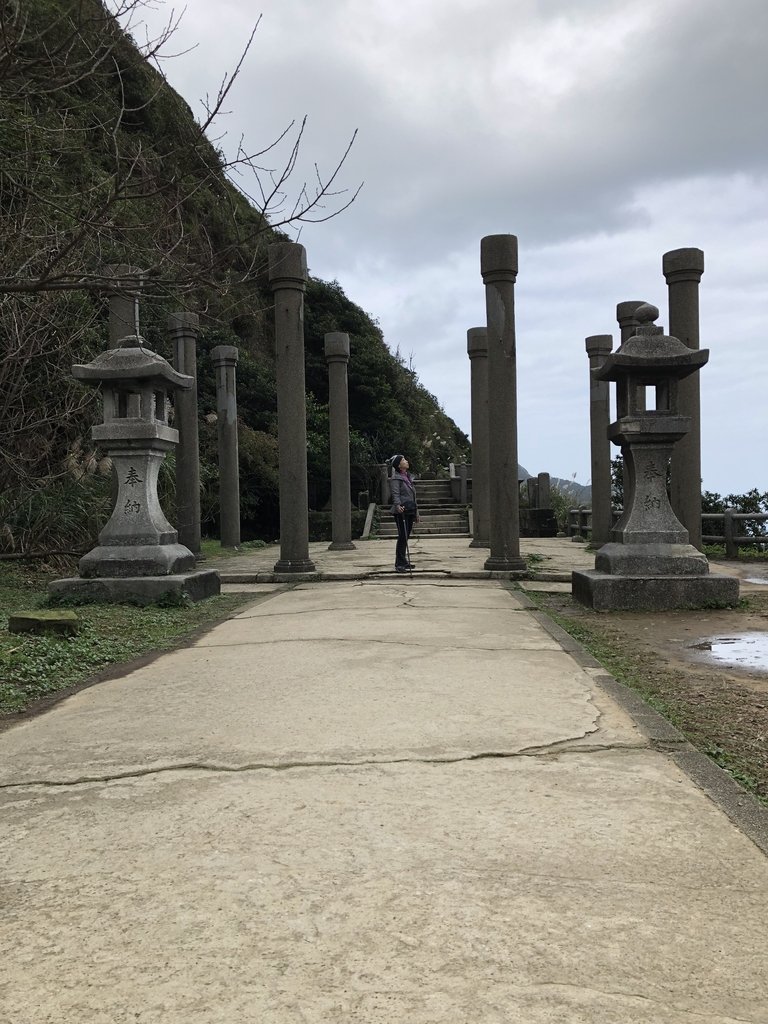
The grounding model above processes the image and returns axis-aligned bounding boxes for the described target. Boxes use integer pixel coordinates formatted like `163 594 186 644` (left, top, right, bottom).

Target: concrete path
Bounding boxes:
2 553 768 1021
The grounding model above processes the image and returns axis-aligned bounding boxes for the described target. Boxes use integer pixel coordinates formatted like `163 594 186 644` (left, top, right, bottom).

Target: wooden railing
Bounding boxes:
702 511 768 557
568 507 768 556
567 508 623 539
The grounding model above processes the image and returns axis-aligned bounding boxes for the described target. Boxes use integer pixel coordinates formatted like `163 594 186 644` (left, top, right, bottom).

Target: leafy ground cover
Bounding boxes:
530 589 768 806
0 562 255 715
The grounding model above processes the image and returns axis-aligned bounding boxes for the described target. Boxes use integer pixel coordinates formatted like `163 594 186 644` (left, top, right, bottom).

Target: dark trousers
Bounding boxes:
394 513 415 567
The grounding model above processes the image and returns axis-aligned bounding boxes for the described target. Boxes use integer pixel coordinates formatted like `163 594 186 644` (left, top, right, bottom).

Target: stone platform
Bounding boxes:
572 569 740 611
49 569 220 605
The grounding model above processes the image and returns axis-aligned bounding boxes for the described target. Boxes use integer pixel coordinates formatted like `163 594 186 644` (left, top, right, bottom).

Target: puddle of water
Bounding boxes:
690 633 768 671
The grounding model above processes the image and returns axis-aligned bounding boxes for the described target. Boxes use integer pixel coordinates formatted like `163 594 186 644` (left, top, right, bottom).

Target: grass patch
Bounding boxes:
532 599 687 727
528 590 768 807
704 543 768 561
0 562 257 715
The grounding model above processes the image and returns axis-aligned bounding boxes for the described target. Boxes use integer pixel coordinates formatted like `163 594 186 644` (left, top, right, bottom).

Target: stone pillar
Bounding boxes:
467 327 490 547
169 313 201 555
210 345 241 548
585 335 613 546
664 247 705 550
459 463 469 505
269 241 316 573
615 300 646 517
537 472 551 509
104 265 143 348
617 300 645 344
379 464 390 505
481 235 526 571
324 331 356 551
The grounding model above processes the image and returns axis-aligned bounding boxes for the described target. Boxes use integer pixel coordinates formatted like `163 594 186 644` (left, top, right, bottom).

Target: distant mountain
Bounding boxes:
519 465 591 505
550 478 592 505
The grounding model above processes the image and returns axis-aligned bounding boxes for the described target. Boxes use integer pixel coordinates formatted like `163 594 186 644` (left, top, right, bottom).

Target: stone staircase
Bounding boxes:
377 478 470 538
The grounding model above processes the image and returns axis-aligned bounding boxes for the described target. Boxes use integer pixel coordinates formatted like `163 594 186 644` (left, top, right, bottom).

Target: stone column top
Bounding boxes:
585 334 613 357
616 299 645 322
324 332 351 362
467 326 488 357
663 247 705 282
103 264 144 294
168 311 199 333
480 234 518 282
210 345 239 366
268 241 308 290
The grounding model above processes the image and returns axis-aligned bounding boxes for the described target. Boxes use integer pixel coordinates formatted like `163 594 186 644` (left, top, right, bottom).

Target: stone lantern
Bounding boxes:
49 336 219 604
572 303 737 610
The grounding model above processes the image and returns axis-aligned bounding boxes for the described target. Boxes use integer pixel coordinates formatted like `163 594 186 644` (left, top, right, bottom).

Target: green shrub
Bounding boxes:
307 509 367 542
0 475 112 555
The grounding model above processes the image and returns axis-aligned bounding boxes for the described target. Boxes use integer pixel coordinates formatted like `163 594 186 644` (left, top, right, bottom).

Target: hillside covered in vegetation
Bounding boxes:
0 0 468 550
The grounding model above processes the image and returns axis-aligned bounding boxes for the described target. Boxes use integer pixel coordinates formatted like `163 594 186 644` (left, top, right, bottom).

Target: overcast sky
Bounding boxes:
135 0 767 495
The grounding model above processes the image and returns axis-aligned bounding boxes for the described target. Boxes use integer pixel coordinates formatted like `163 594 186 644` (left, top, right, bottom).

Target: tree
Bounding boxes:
0 0 360 503
0 0 360 297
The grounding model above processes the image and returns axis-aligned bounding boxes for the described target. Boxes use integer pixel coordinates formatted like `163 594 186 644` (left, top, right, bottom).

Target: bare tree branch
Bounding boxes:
0 0 361 295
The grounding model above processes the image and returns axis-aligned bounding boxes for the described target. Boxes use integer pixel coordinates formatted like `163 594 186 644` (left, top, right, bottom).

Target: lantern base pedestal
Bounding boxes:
48 570 220 606
79 543 195 578
595 542 708 576
571 570 738 611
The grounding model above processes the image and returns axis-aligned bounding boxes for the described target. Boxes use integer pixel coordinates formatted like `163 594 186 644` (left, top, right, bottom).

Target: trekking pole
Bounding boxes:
405 529 413 579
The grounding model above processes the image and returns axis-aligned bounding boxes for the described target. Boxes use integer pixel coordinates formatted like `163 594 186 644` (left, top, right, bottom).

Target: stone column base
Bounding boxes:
48 570 220 606
273 558 317 574
484 556 527 572
328 541 356 551
572 570 739 611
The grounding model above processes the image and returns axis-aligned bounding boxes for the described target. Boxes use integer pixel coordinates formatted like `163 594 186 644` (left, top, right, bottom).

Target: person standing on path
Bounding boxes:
389 454 419 573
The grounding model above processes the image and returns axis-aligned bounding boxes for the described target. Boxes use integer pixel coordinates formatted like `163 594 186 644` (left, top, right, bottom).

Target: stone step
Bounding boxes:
378 509 468 520
415 484 453 495
376 532 473 540
376 505 466 516
378 508 470 537
412 497 459 506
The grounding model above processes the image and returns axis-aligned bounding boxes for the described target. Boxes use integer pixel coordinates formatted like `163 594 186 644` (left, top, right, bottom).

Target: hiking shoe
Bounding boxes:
395 565 408 573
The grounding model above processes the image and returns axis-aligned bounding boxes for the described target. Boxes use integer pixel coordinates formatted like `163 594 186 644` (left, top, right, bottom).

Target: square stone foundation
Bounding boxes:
572 570 739 611
48 570 220 606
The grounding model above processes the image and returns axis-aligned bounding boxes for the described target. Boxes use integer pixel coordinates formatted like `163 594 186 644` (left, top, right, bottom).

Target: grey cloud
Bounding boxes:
136 0 768 492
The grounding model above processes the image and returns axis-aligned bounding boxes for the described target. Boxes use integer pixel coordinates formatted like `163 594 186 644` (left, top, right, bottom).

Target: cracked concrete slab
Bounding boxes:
220 582 284 594
0 583 643 787
0 638 638 784
2 757 768 1024
1 574 766 1022
201 597 546 652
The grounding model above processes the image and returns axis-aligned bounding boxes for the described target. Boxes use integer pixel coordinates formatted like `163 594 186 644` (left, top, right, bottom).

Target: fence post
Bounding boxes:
380 464 390 505
580 508 589 539
459 463 468 505
723 508 738 559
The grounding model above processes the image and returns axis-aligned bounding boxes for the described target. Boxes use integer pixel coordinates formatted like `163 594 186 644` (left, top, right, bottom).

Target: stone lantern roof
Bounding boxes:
72 336 192 390
596 303 708 382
